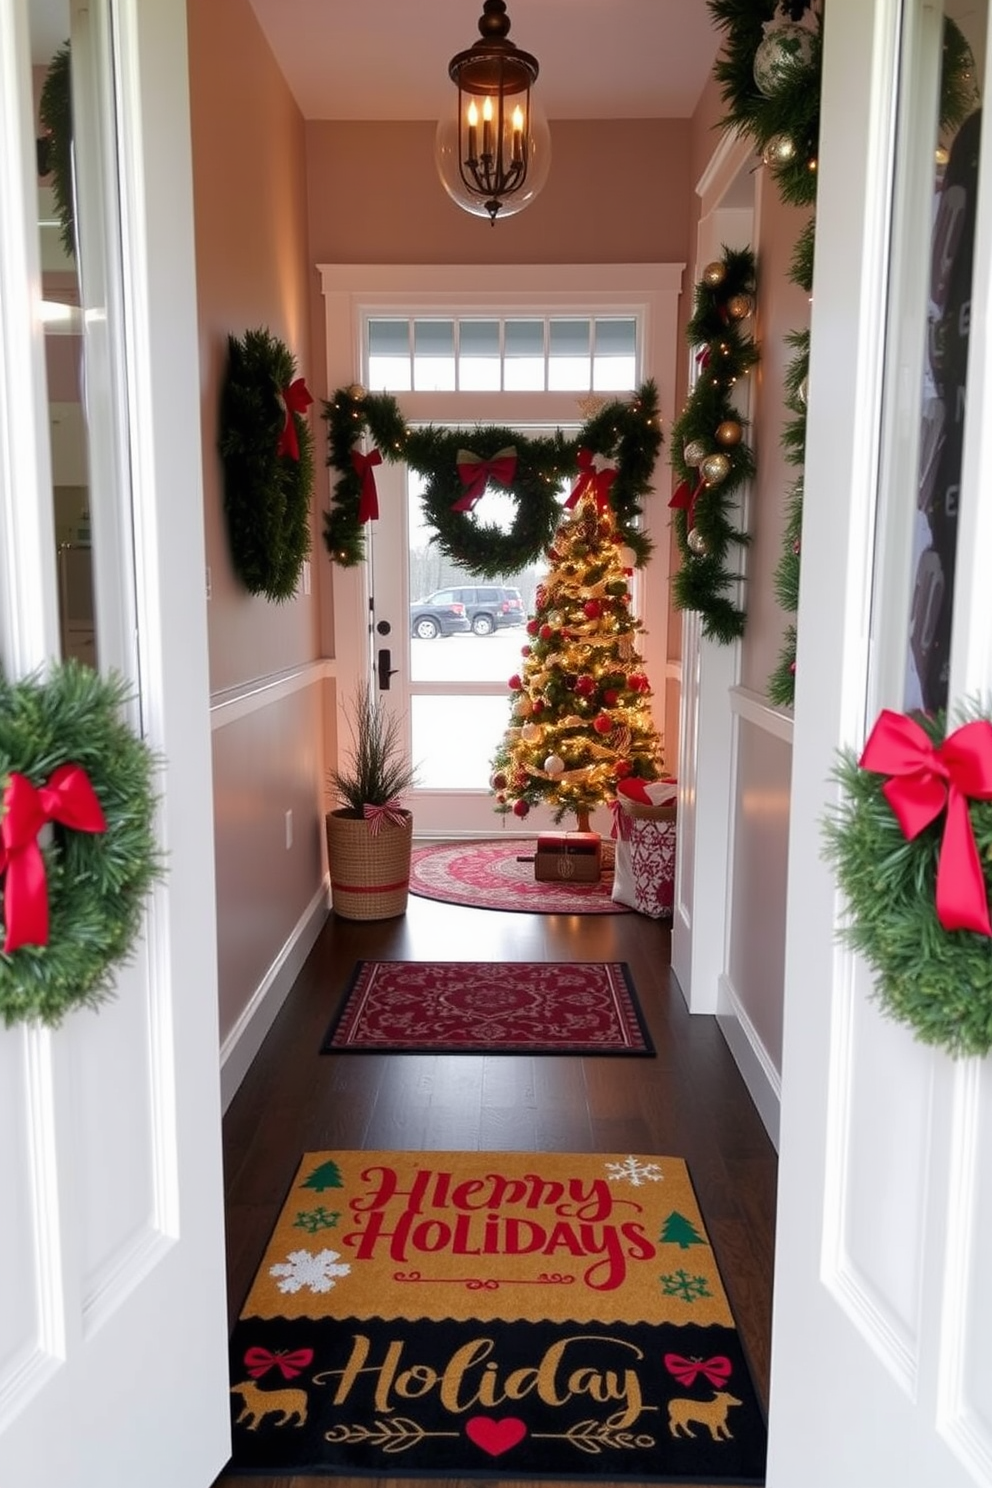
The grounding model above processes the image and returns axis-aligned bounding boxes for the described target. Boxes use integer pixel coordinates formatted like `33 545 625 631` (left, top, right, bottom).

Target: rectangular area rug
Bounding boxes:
321 960 654 1056
227 1150 767 1483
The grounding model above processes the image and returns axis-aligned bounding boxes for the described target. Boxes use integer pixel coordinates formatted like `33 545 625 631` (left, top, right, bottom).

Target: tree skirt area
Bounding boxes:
408 838 630 915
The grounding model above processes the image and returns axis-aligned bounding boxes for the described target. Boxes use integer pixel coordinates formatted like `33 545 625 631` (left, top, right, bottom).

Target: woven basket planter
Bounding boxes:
325 808 413 920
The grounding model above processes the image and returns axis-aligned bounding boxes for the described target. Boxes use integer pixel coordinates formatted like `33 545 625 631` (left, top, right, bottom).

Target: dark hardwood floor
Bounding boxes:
215 889 777 1487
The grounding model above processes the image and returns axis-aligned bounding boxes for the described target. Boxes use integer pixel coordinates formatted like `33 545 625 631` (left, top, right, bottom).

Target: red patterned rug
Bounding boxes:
321 961 653 1055
408 838 630 915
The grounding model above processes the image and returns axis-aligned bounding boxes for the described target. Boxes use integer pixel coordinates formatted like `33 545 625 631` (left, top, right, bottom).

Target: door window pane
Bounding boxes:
413 319 455 391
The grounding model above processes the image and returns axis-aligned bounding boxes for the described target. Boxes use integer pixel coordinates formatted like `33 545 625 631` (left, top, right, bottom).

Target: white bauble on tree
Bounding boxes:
753 19 816 97
544 754 565 776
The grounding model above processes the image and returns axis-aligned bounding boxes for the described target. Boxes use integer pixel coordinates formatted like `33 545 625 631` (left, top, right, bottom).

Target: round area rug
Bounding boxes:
408 838 630 915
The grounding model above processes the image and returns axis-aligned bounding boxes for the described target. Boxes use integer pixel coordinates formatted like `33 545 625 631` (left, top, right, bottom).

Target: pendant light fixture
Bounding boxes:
435 0 551 224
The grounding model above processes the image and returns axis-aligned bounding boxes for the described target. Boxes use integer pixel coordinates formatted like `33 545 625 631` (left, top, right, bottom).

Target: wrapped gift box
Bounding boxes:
533 831 602 882
611 780 677 919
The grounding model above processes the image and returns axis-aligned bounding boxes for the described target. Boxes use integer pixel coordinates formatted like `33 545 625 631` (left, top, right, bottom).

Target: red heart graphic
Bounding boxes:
465 1416 527 1457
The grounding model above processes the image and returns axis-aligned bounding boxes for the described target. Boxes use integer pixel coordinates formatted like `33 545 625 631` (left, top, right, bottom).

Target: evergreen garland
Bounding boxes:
38 41 75 260
707 1 975 707
823 706 992 1058
669 247 758 644
218 329 314 603
323 382 662 578
0 661 163 1028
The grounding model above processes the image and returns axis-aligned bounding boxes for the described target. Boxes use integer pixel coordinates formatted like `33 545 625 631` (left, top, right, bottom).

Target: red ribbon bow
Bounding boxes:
454 446 517 511
695 345 711 371
668 476 705 526
363 799 407 836
276 377 314 461
565 448 617 512
664 1353 733 1389
0 765 108 952
243 1346 314 1380
859 709 992 936
352 447 383 524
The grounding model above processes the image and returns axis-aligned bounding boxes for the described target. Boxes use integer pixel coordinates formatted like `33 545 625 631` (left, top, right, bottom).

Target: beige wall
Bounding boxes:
187 0 328 1048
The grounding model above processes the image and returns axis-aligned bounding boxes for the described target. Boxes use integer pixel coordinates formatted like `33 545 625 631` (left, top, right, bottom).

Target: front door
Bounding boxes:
769 2 992 1482
0 2 229 1483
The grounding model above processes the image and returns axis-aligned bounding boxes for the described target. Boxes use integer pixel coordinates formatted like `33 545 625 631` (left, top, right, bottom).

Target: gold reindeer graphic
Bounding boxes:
231 1378 308 1430
668 1390 743 1441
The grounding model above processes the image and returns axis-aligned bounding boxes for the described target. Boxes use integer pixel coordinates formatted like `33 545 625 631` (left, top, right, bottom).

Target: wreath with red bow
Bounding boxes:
218 328 314 602
823 705 992 1057
322 382 662 576
0 661 162 1027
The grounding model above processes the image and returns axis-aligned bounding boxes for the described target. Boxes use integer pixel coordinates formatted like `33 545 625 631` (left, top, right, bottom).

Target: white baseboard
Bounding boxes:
716 973 781 1151
219 880 330 1110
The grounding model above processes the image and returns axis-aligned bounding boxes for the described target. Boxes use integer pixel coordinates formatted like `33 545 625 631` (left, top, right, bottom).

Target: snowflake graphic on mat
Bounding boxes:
269 1248 351 1294
660 1268 712 1303
293 1207 340 1234
606 1155 663 1187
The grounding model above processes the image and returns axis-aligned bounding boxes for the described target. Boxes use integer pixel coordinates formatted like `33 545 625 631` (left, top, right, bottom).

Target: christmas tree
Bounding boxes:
490 493 664 832
301 1160 343 1193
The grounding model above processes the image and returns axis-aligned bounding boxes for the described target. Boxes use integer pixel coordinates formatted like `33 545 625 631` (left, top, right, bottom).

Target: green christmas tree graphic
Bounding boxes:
301 1160 343 1193
661 1210 706 1249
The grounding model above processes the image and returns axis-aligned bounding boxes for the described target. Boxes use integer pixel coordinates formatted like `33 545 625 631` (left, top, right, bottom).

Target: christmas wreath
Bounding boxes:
669 247 758 643
322 382 662 576
218 329 314 602
823 705 992 1058
0 661 163 1028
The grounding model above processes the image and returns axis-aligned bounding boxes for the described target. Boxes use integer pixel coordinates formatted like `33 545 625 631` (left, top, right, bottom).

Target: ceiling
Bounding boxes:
242 0 723 122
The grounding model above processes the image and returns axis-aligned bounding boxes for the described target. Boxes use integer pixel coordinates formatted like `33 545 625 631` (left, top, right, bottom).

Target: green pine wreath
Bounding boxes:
219 329 314 602
323 382 662 576
39 41 75 260
0 661 163 1028
823 706 992 1058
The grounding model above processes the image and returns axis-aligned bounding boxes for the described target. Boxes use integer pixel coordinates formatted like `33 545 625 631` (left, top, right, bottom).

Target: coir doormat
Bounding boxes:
320 961 654 1055
227 1150 767 1482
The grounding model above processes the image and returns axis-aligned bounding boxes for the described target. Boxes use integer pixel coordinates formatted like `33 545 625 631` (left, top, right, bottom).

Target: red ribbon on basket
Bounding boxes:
0 765 107 952
610 778 654 840
363 799 407 835
453 446 517 511
276 377 313 461
243 1346 314 1380
664 1354 733 1389
859 709 992 936
352 447 383 523
565 448 617 512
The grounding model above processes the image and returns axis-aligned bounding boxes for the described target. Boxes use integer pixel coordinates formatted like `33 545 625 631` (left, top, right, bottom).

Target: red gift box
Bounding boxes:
533 831 602 883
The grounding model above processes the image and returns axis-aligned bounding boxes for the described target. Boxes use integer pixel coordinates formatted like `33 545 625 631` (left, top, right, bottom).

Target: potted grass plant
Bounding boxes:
326 683 417 920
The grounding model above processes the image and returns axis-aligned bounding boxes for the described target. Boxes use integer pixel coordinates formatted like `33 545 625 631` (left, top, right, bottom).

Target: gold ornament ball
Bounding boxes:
683 438 709 467
763 133 797 167
702 261 727 287
797 377 809 407
715 419 743 447
346 382 367 400
687 527 709 556
544 754 565 776
726 294 753 321
521 722 542 743
515 696 533 720
701 452 732 485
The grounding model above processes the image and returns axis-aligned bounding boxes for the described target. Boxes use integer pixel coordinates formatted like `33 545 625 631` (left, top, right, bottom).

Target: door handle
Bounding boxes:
378 648 399 690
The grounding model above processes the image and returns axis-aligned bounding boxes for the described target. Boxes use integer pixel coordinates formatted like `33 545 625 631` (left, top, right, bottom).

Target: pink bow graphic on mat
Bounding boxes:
276 377 313 461
363 799 407 835
664 1353 732 1389
454 446 517 511
243 1346 314 1380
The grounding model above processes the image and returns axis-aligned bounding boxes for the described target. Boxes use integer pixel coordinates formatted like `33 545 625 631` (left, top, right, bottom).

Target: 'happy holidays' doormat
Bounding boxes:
227 1149 767 1482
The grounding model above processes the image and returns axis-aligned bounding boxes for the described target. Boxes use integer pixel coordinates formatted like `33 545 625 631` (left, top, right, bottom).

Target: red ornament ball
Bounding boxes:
628 672 648 692
593 713 613 735
603 688 619 706
521 645 532 657
614 759 632 778
583 599 602 619
490 770 508 791
531 698 544 715
539 624 554 641
512 798 531 818
526 619 540 636
508 673 522 691
514 769 529 788
575 674 596 697
496 792 507 805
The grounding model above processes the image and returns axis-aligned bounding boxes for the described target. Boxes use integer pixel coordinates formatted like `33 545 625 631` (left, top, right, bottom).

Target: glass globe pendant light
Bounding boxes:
435 0 551 224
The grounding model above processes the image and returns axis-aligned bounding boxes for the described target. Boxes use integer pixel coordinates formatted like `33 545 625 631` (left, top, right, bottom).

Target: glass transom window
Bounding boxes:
366 315 638 393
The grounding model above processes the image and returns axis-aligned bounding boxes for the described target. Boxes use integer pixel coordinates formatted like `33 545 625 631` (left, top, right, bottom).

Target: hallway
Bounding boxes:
217 890 777 1486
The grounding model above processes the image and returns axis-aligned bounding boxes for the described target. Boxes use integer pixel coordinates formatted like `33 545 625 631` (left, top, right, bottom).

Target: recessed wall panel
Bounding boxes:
0 1033 43 1379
